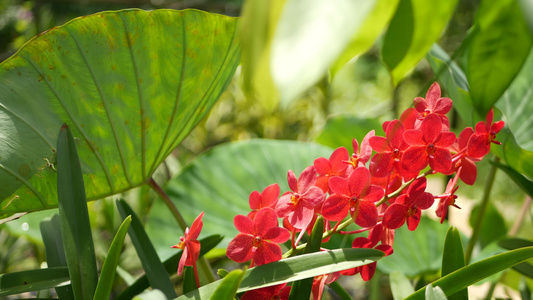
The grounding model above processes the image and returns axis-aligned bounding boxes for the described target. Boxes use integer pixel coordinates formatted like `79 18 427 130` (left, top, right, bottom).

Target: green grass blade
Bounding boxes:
93 215 132 300
57 124 98 300
441 227 467 300
40 214 74 299
116 199 177 299
0 267 69 297
177 248 384 299
499 238 533 279
405 246 533 299
210 269 245 300
116 235 223 300
289 217 324 300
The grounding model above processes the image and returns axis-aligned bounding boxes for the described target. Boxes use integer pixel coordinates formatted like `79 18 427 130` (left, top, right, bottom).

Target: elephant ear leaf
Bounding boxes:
0 9 240 217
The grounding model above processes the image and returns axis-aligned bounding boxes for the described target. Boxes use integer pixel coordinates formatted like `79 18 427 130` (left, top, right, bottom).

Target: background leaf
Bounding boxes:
145 139 334 256
270 0 377 104
177 248 385 299
210 269 245 300
425 285 448 300
0 267 69 297
467 0 532 116
314 115 383 151
389 271 415 300
382 0 458 85
0 9 240 217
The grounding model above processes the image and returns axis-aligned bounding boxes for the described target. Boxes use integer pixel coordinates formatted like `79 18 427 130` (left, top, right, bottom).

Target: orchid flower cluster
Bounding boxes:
174 82 505 298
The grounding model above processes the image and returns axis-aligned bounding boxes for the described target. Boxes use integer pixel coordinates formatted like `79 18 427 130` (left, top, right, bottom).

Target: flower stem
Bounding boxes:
147 177 215 283
464 156 499 265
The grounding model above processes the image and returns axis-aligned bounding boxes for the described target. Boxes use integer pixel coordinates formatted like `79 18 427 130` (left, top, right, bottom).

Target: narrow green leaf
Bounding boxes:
499 238 533 279
491 161 533 199
425 285 448 300
40 214 74 299
271 0 377 104
177 248 385 299
328 281 352 300
289 217 324 300
93 215 132 300
116 235 223 300
0 267 69 297
441 227 467 300
467 0 533 116
133 289 166 300
116 199 176 299
210 269 245 300
405 246 533 299
389 271 415 300
57 124 98 300
382 0 458 85
182 267 197 294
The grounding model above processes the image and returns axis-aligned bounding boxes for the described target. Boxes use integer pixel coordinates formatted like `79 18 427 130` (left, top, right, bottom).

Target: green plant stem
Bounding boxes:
147 177 215 283
465 156 500 265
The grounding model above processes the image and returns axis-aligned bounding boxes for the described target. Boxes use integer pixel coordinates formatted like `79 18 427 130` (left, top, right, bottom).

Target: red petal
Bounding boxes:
436 131 457 148
403 130 424 146
234 214 254 235
458 127 474 149
185 240 201 266
188 212 204 240
492 120 505 133
330 147 350 171
359 130 375 163
254 208 278 236
459 158 477 185
298 166 317 192
369 153 393 177
386 120 405 149
226 234 254 263
263 227 291 243
406 209 421 231
413 96 428 112
287 170 298 192
254 241 282 265
248 191 262 210
382 204 408 229
467 133 489 158
261 184 280 207
288 202 314 229
430 148 452 173
369 136 390 152
416 192 434 210
400 107 418 130
314 157 331 175
421 114 442 142
360 262 377 281
352 236 372 248
402 146 428 172
348 167 371 197
426 82 441 107
177 245 188 276
361 185 385 202
321 194 350 221
329 176 350 195
433 97 452 114
275 194 295 218
302 186 326 207
355 200 378 228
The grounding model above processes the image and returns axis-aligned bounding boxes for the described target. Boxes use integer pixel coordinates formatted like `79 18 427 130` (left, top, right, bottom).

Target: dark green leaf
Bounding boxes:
467 0 533 116
495 49 533 151
378 217 448 277
491 161 533 200
405 246 533 299
116 199 176 299
382 0 459 85
115 234 223 300
328 281 352 300
57 124 98 300
0 9 240 217
182 267 197 294
93 215 132 300
499 238 533 279
177 248 385 299
145 140 334 253
441 227 467 300
210 269 245 300
39 214 74 299
0 267 69 297
288 217 324 300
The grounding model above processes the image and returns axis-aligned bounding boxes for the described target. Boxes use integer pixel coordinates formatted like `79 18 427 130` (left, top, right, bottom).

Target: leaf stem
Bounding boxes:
464 156 499 265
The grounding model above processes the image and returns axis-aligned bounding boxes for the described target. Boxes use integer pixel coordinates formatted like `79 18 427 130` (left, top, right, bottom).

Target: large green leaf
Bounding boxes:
0 9 240 217
381 0 458 85
493 128 533 181
377 217 449 277
270 0 377 104
0 267 70 297
405 246 533 299
145 139 334 257
314 115 383 151
496 49 533 152
177 248 385 299
467 0 532 116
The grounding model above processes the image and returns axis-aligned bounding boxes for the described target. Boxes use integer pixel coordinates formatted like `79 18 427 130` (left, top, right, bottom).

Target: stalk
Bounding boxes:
464 156 499 265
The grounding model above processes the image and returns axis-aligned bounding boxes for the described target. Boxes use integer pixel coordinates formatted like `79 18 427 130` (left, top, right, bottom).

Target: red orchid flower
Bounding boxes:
340 224 393 281
314 147 349 193
369 120 415 179
171 211 204 286
248 183 280 219
275 166 325 229
413 82 452 129
321 166 384 227
240 283 291 300
226 208 290 266
467 108 505 158
382 178 434 231
345 131 375 172
436 176 461 223
445 127 479 185
402 113 456 173
312 272 339 300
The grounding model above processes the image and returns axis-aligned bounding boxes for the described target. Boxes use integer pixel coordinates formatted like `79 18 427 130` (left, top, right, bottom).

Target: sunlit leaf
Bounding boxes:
382 0 458 85
0 9 240 217
389 271 415 300
496 49 533 151
57 124 98 300
271 0 377 104
210 269 245 300
145 140 333 256
467 0 533 116
425 285 448 300
405 246 533 299
177 248 385 299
